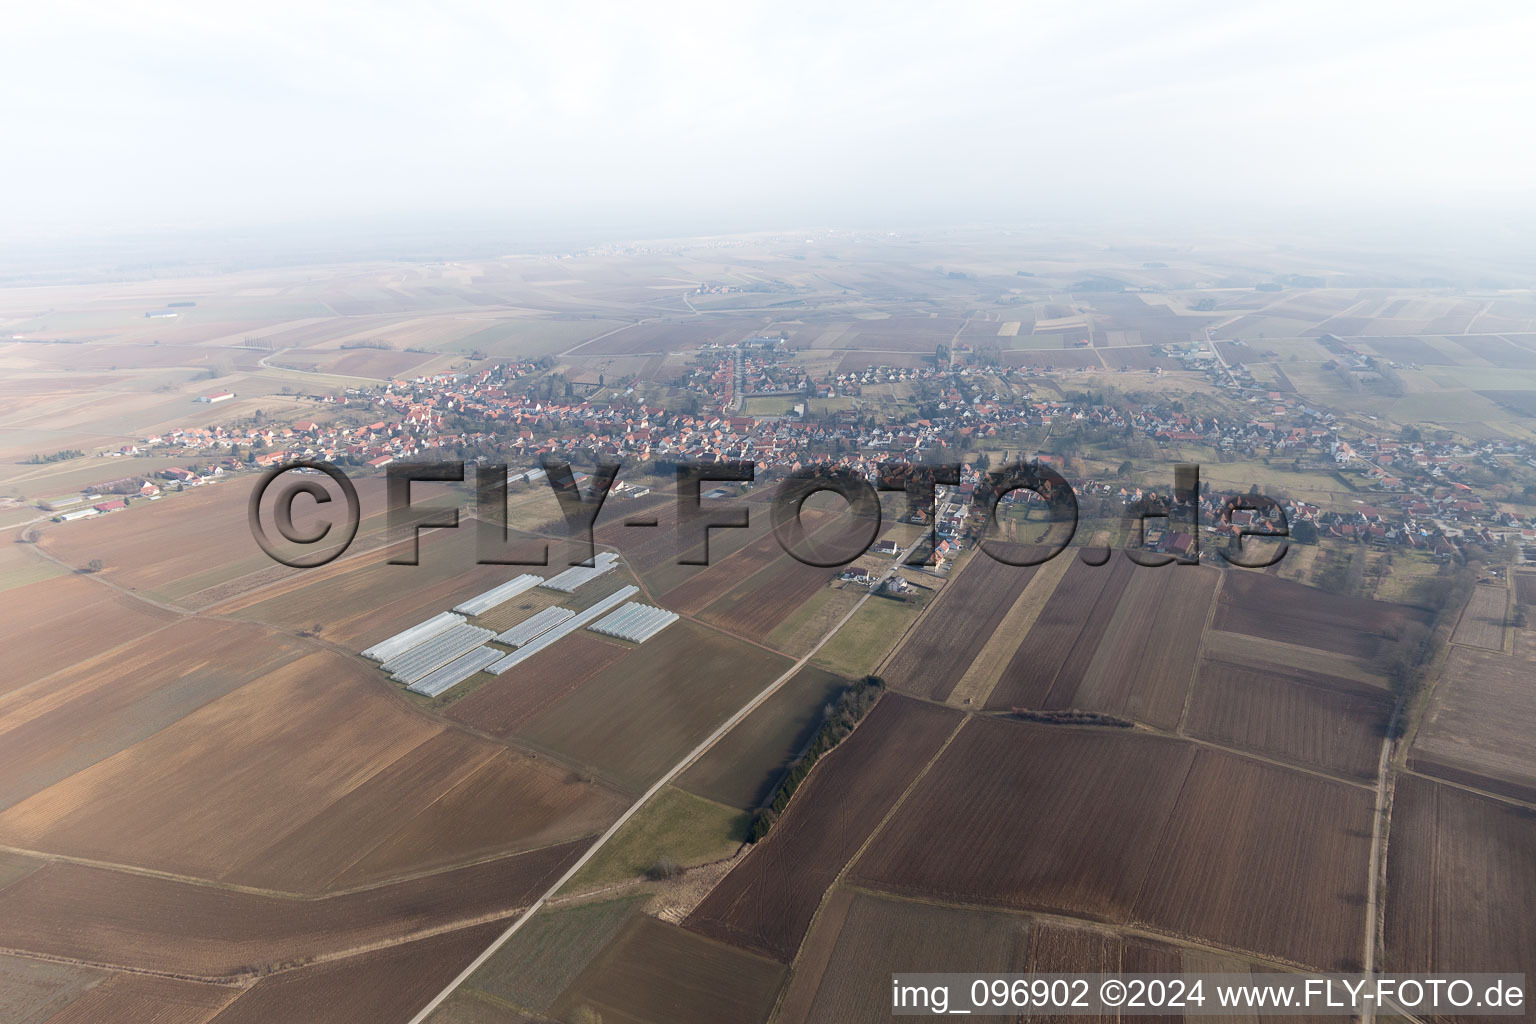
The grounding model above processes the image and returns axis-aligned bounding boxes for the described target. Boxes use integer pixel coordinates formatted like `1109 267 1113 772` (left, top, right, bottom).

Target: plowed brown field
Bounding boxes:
1385 775 1536 1007
0 841 583 978
1213 571 1425 660
685 695 962 961
883 553 1040 701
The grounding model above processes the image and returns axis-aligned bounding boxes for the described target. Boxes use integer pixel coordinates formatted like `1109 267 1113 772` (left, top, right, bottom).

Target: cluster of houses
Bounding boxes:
43 352 1529 564
683 347 807 409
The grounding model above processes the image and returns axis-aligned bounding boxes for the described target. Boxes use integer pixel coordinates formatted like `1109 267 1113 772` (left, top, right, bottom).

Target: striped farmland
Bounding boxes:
361 612 465 662
587 602 679 644
383 623 496 684
539 552 622 593
453 574 542 616
495 606 576 648
406 646 503 698
488 585 639 675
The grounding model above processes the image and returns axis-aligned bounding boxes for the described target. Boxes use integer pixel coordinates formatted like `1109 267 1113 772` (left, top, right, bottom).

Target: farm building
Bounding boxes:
383 624 496 684
495 606 575 648
488 585 638 675
406 646 502 698
452 574 541 616
540 551 622 593
512 466 547 485
54 508 99 522
195 391 235 403
361 611 464 662
587 602 679 644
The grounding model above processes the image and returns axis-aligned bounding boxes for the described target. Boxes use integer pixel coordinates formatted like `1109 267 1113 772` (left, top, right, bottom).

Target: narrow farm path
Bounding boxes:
403 533 927 1024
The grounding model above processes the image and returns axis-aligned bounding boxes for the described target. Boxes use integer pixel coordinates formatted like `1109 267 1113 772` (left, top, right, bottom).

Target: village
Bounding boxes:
38 342 1536 571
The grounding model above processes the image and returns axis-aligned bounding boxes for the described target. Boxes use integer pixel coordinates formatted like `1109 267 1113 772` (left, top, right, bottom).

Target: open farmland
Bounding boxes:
203 921 506 1024
834 350 930 372
1059 563 1219 729
591 498 690 576
588 493 773 597
810 586 926 678
446 633 629 738
694 555 840 648
0 632 621 890
1385 775 1536 1008
549 915 786 1024
1450 583 1509 651
41 975 235 1024
563 785 747 890
813 317 966 353
849 718 1195 922
0 647 439 880
1410 633 1536 801
451 894 647 1016
1186 658 1391 779
1212 570 1427 660
0 954 105 1024
579 320 748 355
226 727 495 891
765 584 865 665
1003 347 1102 368
0 539 66 594
1516 572 1536 605
882 552 1041 701
1021 919 1123 986
220 520 555 649
34 473 393 607
849 718 1373 969
516 619 792 792
319 746 625 889
982 557 1134 711
425 994 536 1022
661 509 836 617
0 570 177 696
269 345 440 379
0 840 584 979
0 618 308 813
781 890 1030 1024
1198 627 1390 689
678 666 848 810
685 695 962 961
1133 748 1373 970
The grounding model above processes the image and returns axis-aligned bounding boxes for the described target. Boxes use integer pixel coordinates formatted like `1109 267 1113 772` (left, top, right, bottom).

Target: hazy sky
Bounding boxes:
4 0 1534 241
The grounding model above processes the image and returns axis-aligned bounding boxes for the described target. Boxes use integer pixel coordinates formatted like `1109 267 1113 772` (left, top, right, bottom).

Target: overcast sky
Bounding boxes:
4 0 1534 243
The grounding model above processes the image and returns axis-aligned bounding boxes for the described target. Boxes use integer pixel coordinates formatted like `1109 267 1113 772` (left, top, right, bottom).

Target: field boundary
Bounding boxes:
764 709 971 1022
870 552 977 678
1176 570 1226 734
402 533 926 1024
946 553 1073 709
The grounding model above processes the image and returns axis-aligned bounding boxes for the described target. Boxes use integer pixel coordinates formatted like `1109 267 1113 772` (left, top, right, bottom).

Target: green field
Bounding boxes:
564 786 748 891
457 893 646 1015
743 396 799 416
812 591 925 677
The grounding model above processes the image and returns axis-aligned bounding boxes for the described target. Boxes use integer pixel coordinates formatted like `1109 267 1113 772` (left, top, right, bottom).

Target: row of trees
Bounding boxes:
748 675 885 842
25 448 83 464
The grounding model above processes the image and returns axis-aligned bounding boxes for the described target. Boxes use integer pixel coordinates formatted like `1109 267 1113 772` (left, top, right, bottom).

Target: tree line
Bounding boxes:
749 675 885 842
